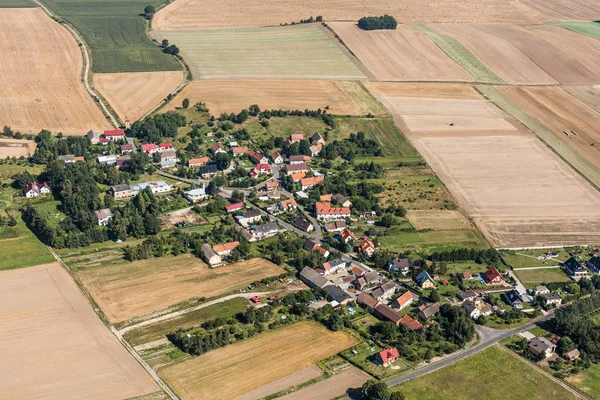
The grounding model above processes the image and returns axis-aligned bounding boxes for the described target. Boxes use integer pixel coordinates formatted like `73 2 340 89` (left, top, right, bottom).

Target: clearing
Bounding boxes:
406 210 472 231
154 25 364 79
329 22 472 82
0 8 110 135
165 80 386 116
0 138 36 159
76 254 284 323
279 366 371 400
94 71 185 121
394 346 574 399
0 263 159 399
566 362 600 399
158 321 358 400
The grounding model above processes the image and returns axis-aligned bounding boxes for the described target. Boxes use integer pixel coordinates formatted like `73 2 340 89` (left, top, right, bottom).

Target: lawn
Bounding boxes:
245 116 330 142
0 220 54 270
514 268 571 284
155 24 364 79
550 21 600 40
500 249 568 269
412 25 503 84
341 342 410 380
567 361 600 399
394 346 574 400
42 0 181 73
379 226 486 252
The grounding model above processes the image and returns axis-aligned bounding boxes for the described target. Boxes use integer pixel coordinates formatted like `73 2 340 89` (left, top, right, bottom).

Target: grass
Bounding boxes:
549 21 600 40
514 268 571 284
41 0 181 73
341 342 410 379
0 219 54 270
379 227 486 252
567 362 600 399
412 25 503 84
500 249 569 269
124 298 249 346
0 0 36 7
155 25 364 79
393 346 574 400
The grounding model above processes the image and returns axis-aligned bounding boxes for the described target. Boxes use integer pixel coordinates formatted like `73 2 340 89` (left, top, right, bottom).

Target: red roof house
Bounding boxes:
399 315 423 332
141 143 158 154
378 348 399 366
484 266 505 285
225 202 244 212
104 129 125 137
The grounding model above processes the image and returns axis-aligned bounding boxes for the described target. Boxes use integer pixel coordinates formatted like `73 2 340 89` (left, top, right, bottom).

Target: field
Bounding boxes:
42 0 181 73
514 268 571 284
279 366 371 400
406 210 472 231
94 71 184 121
158 322 359 400
165 80 386 116
76 255 285 323
329 22 472 82
551 21 600 40
564 86 600 113
0 138 35 159
520 0 600 20
566 362 600 399
433 24 557 85
489 86 600 189
0 263 159 399
235 365 323 400
394 346 574 400
155 25 364 79
0 8 110 135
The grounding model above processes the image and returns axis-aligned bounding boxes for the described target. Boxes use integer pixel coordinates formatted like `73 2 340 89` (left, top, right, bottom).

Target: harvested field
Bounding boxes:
279 366 371 400
551 21 600 40
520 0 600 20
433 24 557 85
159 322 358 400
77 255 284 323
155 25 364 79
491 86 600 189
564 86 600 114
0 138 35 159
0 8 110 135
153 0 541 30
94 71 185 121
165 80 386 116
329 22 471 82
406 210 472 231
234 364 323 400
365 82 481 100
0 263 159 399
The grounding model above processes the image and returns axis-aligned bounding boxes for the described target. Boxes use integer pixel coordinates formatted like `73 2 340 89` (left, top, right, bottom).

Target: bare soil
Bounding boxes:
233 364 323 400
0 138 36 158
279 366 371 400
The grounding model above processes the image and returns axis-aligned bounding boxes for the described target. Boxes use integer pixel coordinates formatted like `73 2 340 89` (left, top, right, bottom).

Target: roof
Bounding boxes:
320 194 333 201
242 209 262 219
94 208 112 220
315 202 351 216
58 154 75 162
419 302 440 319
290 155 310 162
225 202 244 211
324 285 352 303
396 291 416 307
333 193 350 204
529 337 554 354
104 129 124 136
378 348 399 364
202 243 220 260
352 266 364 276
159 143 173 149
200 164 219 174
374 304 402 324
416 270 434 285
290 134 304 141
505 290 523 304
313 245 329 256
565 349 580 360
587 256 600 271
141 143 157 151
485 266 503 283
358 240 375 252
213 241 239 253
188 157 210 165
290 172 307 181
458 290 478 300
543 293 562 301
399 315 423 331
364 271 381 283
279 198 297 208
299 266 329 288
286 163 309 172
121 144 134 151
210 143 223 151
111 184 130 192
254 222 278 234
311 132 324 142
294 218 312 231
564 257 586 273
266 181 278 188
300 176 324 187
357 292 379 308
391 258 410 269
233 146 247 154
271 151 281 159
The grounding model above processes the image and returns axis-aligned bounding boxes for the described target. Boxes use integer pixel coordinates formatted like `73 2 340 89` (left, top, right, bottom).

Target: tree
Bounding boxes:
389 393 405 400
557 336 576 356
12 170 35 190
143 5 155 16
163 44 180 56
430 289 440 302
214 152 231 171
361 380 390 400
231 190 244 203
182 98 190 109
161 39 169 48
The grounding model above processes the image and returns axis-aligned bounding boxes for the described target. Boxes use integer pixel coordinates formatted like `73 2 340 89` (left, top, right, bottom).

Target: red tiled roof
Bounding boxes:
396 291 416 307
300 176 323 187
378 348 399 364
358 240 375 252
159 143 173 149
233 146 248 153
399 315 423 331
315 202 350 216
104 129 125 136
485 266 503 283
188 157 210 165
213 241 239 253
225 202 244 211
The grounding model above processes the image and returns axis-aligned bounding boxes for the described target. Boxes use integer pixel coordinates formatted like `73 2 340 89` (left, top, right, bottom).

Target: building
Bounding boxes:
97 155 117 165
210 143 226 155
457 291 478 302
374 303 403 326
104 129 125 141
324 221 346 232
586 255 600 273
271 151 283 164
332 193 352 207
278 198 297 211
284 163 310 176
289 155 311 164
266 181 279 192
188 157 210 168
24 182 51 198
251 222 279 239
236 209 262 227
286 133 304 145
225 202 244 212
354 271 381 290
58 154 76 163
315 202 351 221
418 302 440 321
389 258 410 275
312 245 330 258
120 144 134 154
528 337 556 358
371 281 397 302
130 180 171 196
86 129 100 144
532 285 550 295
294 218 313 232
290 172 307 182
249 163 271 178
202 243 222 266
248 150 268 164
504 290 524 308
299 266 331 289
94 208 112 226
300 176 324 191
484 266 505 285
324 285 352 305
563 257 589 280
161 149 177 162
542 293 562 306
199 164 219 178
565 349 580 362
318 259 346 276
116 156 130 169
462 300 481 319
111 184 131 200
140 143 158 155
357 292 379 312
377 348 399 367
213 241 239 256
358 239 376 257
394 290 416 310
232 146 247 157
415 271 436 289
158 143 173 153
399 315 423 332
184 185 207 202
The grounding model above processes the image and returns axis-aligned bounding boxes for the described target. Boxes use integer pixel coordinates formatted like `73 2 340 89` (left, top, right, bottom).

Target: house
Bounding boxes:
141 143 158 154
266 181 279 192
129 180 171 196
395 290 417 310
251 222 279 239
309 144 322 158
58 154 76 163
290 172 307 182
289 155 311 164
232 146 248 157
104 129 125 141
86 129 100 144
97 155 117 165
332 193 352 207
311 132 325 144
532 285 550 295
299 266 331 289
484 266 505 285
565 349 580 362
300 176 324 191
285 163 310 176
313 245 330 258
457 291 478 302
199 164 219 178
415 271 436 289
248 150 268 164
399 315 423 332
158 143 173 152
324 285 352 305
99 138 109 145
357 292 379 312
340 228 356 243
120 144 134 154
250 296 261 304
324 221 346 232
586 255 600 273
94 209 112 226
462 300 481 319
389 258 410 275
249 164 271 178
286 133 304 145
210 143 226 155
202 243 222 266
23 182 51 198
315 202 351 221
563 257 589 280
371 281 397 302
271 151 283 164
505 290 524 308
318 259 346 276
528 337 556 358
418 303 440 321
354 271 382 290
111 184 131 200
358 239 376 257
184 185 207 203
374 303 403 326
294 218 314 232
188 157 210 168
160 149 177 162
213 241 239 256
236 209 262 227
378 348 399 367
542 293 562 306
305 239 322 251
74 156 85 162
225 202 244 212
352 266 364 277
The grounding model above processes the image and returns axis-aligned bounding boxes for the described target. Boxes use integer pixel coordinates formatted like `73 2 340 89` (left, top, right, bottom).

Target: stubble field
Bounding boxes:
77 255 284 323
0 263 159 399
0 8 110 135
0 138 36 158
159 322 359 400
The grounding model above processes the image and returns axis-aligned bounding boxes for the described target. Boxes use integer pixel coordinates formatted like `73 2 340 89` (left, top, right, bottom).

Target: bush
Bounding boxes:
358 15 397 31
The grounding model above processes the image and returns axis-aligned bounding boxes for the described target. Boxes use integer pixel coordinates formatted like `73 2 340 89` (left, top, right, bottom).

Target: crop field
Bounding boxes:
565 86 600 113
551 21 600 40
0 0 35 6
279 366 371 400
166 80 386 116
94 71 184 121
158 322 359 400
490 86 600 189
520 0 600 20
0 263 159 399
329 22 472 82
406 210 472 231
0 8 110 135
514 268 571 284
0 138 35 159
0 221 54 270
432 24 557 85
41 0 181 73
76 255 284 323
394 346 574 400
155 25 364 79
235 365 323 400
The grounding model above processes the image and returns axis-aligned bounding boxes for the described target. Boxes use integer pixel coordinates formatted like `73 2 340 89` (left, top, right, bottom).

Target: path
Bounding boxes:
506 269 527 295
34 0 120 129
514 265 562 270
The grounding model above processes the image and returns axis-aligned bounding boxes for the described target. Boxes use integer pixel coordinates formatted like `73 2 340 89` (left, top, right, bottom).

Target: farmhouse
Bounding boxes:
120 144 134 154
378 348 399 367
202 243 222 266
294 218 313 232
300 176 324 191
213 241 239 256
104 129 125 141
87 129 101 144
528 337 556 358
586 255 600 273
232 146 248 157
358 239 376 257
374 303 403 326
315 202 350 221
210 143 226 155
94 209 112 226
418 302 440 321
141 143 158 154
318 259 346 276
58 154 76 163
188 157 210 168
299 266 331 289
285 163 310 176
371 281 397 302
184 185 207 202
563 257 589 280
271 151 283 164
415 271 436 289
324 285 352 305
484 266 505 285
111 184 131 200
394 290 416 310
24 182 51 198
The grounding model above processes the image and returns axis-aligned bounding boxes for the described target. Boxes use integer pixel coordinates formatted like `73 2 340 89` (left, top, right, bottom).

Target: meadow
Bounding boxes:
514 268 571 285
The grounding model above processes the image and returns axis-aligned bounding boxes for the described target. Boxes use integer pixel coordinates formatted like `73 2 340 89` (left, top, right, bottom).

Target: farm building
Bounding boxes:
418 302 440 321
299 266 331 289
202 243 222 266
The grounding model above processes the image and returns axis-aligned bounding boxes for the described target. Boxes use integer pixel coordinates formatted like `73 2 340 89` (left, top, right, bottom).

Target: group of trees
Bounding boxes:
358 15 398 31
31 130 93 164
361 380 404 400
129 112 186 143
320 132 383 162
428 248 500 264
1 125 36 141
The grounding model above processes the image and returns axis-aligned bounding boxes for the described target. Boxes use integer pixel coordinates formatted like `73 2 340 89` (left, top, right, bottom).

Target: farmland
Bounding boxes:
279 366 371 400
94 71 185 121
155 25 364 79
0 221 54 270
551 21 600 40
165 80 386 116
76 255 285 323
158 322 358 400
565 86 600 113
0 263 160 399
41 0 181 73
520 0 600 20
0 8 110 135
329 22 472 82
0 138 35 159
394 346 575 400
406 210 472 231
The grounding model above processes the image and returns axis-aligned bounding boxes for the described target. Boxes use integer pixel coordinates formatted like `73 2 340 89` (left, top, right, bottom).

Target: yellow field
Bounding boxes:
0 138 36 158
406 210 472 231
0 8 110 135
159 322 359 400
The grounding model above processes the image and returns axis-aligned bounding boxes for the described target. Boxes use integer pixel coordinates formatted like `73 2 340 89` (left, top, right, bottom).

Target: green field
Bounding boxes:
550 21 600 40
379 227 486 252
0 221 54 270
41 0 181 73
514 268 571 285
567 362 600 399
0 0 35 6
413 25 503 84
394 346 574 400
500 249 569 269
155 25 365 79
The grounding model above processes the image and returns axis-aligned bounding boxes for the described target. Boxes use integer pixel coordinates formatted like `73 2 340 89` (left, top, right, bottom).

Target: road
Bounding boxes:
506 269 527 295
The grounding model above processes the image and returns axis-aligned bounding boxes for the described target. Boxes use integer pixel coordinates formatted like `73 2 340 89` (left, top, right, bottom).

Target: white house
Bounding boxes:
95 209 112 226
184 185 207 202
24 182 51 198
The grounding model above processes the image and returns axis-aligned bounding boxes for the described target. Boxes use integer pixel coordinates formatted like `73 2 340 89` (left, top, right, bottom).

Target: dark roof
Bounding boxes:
200 164 219 174
299 266 329 288
563 257 586 273
416 270 434 285
458 291 478 300
374 303 402 323
243 209 262 219
111 184 130 192
390 258 409 269
543 293 562 301
324 285 352 303
418 302 440 320
505 290 523 304
294 218 312 231
254 222 278 234
587 256 600 272
364 271 381 283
